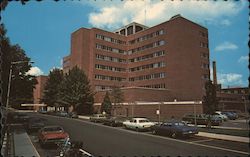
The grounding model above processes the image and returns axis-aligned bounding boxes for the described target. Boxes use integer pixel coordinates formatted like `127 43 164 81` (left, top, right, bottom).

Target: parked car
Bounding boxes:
68 112 78 118
56 111 69 117
90 114 107 123
183 114 222 126
123 117 155 131
204 114 222 126
152 120 198 138
182 114 208 125
38 109 47 114
38 125 69 147
26 117 46 132
221 111 237 120
47 110 57 116
214 111 228 121
103 116 131 127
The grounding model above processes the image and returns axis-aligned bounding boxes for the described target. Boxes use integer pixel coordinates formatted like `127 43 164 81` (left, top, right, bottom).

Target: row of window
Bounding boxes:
95 85 113 91
96 40 165 56
129 72 166 82
95 64 126 72
199 31 208 38
202 74 209 80
95 75 126 81
96 54 126 63
96 34 126 45
200 42 209 48
129 50 165 63
221 89 247 94
201 52 209 59
129 62 166 72
140 83 166 89
95 83 166 91
128 29 164 45
202 63 209 69
96 44 126 55
128 40 165 55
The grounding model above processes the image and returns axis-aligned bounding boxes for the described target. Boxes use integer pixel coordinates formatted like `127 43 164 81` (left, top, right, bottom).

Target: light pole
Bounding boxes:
242 96 248 130
194 102 197 126
6 61 33 109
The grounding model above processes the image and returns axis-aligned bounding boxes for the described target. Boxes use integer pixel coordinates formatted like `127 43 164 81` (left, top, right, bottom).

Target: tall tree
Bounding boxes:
100 92 112 115
110 86 124 115
1 24 37 109
58 66 94 114
42 68 63 107
203 80 218 114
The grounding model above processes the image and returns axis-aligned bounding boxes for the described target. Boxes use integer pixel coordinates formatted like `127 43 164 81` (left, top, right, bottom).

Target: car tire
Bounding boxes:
152 130 156 135
171 132 177 138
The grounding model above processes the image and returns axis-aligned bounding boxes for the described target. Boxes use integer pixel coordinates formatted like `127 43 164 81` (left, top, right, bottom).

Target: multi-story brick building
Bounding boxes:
62 14 210 119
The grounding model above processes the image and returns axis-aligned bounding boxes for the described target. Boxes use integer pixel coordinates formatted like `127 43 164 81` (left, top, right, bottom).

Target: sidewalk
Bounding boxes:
13 130 40 157
197 132 249 143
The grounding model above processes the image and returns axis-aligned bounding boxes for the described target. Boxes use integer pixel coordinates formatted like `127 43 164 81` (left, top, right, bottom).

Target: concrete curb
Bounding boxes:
78 115 90 120
197 132 249 143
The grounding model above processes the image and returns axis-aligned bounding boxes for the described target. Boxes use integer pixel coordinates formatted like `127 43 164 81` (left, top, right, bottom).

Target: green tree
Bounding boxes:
100 92 112 115
58 66 94 114
1 24 37 109
203 80 218 114
203 80 218 128
42 68 63 108
110 86 124 115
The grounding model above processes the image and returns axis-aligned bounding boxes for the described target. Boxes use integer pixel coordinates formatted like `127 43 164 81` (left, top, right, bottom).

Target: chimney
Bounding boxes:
213 61 217 85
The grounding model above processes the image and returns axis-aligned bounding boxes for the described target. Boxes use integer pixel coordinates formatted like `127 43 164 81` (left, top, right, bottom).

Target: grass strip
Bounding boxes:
198 127 249 137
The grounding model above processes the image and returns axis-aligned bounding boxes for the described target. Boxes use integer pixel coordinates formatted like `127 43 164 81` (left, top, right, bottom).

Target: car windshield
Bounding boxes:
43 127 63 132
139 119 149 123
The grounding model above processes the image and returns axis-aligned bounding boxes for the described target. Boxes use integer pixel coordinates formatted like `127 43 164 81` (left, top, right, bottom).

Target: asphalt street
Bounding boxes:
27 113 249 157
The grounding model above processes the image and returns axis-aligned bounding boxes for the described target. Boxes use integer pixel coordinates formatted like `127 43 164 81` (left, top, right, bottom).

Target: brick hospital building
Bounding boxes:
62 15 210 119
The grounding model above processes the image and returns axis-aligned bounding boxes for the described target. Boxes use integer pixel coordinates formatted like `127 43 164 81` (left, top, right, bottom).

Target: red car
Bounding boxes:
38 125 69 147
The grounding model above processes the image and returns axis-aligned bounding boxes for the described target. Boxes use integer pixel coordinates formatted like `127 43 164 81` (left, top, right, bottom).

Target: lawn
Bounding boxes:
198 127 249 137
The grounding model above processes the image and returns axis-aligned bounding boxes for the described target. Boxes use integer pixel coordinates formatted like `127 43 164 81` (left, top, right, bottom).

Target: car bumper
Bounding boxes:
43 138 67 145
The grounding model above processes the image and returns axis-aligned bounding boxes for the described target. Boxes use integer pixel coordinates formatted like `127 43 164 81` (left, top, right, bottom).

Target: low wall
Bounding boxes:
94 101 203 121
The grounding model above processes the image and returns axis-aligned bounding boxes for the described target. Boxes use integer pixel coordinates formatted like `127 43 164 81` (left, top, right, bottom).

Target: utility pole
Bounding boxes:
194 101 197 126
6 61 33 109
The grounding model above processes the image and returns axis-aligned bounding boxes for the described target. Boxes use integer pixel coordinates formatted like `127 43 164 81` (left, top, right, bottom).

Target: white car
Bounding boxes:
123 118 155 131
214 111 228 121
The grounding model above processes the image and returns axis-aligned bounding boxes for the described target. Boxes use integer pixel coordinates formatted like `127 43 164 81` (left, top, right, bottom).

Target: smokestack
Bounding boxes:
213 61 217 85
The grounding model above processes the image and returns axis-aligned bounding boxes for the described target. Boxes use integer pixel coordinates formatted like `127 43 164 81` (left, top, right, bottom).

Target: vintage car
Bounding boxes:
103 116 131 127
89 114 107 123
38 125 69 147
68 112 79 118
123 117 155 131
182 114 222 126
152 120 198 138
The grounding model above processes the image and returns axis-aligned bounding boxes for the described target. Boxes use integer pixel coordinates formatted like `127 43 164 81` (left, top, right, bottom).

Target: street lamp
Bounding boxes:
6 61 34 109
242 96 248 130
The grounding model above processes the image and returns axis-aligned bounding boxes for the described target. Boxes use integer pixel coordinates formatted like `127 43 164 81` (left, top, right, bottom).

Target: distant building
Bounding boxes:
217 87 249 113
33 75 48 104
212 61 249 113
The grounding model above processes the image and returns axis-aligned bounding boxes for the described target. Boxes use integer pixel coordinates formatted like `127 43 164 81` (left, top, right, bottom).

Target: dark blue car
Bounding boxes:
152 120 198 138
